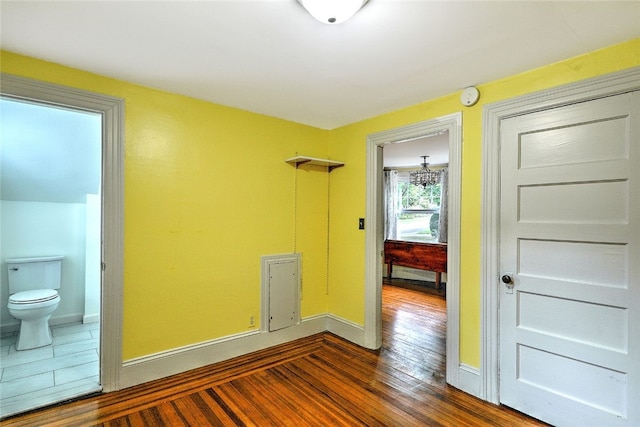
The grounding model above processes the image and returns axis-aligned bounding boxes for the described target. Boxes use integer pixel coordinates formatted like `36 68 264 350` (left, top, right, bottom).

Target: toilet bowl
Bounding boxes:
8 289 61 350
6 256 64 351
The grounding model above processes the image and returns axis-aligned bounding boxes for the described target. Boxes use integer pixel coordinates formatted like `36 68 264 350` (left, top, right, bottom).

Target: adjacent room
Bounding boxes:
0 98 102 416
382 133 449 294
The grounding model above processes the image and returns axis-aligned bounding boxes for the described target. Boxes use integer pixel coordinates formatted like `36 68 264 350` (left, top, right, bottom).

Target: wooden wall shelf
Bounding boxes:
285 156 345 172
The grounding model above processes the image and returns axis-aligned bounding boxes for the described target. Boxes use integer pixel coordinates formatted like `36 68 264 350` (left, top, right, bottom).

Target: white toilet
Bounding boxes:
6 256 63 351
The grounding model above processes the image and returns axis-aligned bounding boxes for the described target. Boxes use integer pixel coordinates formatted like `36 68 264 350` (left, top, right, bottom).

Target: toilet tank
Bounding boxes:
6 256 64 294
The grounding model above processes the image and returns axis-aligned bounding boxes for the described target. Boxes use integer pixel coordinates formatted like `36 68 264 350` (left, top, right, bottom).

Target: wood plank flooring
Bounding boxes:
2 285 547 426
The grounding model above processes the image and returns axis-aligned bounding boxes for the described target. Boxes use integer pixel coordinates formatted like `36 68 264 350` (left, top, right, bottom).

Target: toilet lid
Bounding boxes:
9 289 58 304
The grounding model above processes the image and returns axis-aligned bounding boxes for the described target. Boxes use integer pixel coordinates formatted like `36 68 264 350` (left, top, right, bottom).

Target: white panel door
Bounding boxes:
499 92 639 426
269 260 297 332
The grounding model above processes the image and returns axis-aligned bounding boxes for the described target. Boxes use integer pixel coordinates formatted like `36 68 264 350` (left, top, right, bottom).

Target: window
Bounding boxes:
397 172 441 242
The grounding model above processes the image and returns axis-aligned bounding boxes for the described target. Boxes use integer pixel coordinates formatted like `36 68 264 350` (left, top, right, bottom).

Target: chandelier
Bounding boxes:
409 156 441 188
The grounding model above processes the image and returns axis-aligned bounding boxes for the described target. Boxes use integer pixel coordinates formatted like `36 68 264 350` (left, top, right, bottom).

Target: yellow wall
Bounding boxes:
327 38 640 367
0 51 331 359
2 38 638 366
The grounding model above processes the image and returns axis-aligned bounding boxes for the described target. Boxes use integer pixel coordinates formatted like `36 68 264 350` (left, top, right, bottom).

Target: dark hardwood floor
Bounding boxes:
2 285 547 426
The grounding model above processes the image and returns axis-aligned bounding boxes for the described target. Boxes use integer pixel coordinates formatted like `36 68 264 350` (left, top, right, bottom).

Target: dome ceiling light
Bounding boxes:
297 0 369 24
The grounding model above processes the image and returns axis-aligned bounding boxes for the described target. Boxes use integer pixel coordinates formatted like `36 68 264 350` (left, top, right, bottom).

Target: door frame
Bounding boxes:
480 66 640 404
364 112 462 388
1 73 125 392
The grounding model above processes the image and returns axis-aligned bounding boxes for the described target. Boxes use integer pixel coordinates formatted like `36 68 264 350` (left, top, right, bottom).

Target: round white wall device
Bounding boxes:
460 86 480 107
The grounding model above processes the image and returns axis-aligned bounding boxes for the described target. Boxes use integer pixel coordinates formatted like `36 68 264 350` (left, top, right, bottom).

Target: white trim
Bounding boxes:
480 66 640 404
364 142 383 349
1 73 125 393
365 113 463 389
458 363 481 398
50 313 84 326
120 313 363 388
326 313 365 346
83 314 100 324
0 314 85 335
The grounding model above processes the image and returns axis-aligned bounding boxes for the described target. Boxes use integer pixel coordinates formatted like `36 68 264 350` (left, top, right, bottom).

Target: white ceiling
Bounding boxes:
383 132 449 168
1 1 639 130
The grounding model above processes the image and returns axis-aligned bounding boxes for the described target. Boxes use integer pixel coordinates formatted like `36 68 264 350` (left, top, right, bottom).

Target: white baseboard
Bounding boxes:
457 363 481 398
1 313 84 336
121 314 478 397
387 265 447 283
50 313 83 326
83 313 100 324
326 313 365 346
0 322 19 336
120 314 365 389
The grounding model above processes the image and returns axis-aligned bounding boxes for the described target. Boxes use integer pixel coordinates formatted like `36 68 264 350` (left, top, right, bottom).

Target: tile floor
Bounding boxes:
0 321 101 419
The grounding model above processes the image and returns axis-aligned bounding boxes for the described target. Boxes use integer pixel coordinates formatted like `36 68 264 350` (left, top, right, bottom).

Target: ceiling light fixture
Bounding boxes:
409 156 441 188
297 0 369 24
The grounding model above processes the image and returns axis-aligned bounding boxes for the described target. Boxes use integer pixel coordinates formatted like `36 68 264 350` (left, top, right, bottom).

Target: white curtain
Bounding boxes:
438 167 448 243
384 170 399 240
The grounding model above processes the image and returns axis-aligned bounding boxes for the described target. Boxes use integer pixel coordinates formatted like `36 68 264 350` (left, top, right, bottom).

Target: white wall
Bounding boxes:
83 194 101 324
1 200 87 329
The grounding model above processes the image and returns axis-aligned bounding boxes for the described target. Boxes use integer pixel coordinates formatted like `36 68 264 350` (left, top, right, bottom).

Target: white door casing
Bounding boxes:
0 73 125 392
498 92 639 426
365 112 463 389
482 67 640 406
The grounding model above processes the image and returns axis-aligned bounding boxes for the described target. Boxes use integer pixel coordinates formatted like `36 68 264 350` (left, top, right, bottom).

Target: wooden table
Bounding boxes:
383 240 447 289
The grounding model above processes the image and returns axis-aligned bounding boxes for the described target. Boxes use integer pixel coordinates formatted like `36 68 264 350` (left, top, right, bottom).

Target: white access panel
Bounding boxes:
499 92 639 426
262 254 300 332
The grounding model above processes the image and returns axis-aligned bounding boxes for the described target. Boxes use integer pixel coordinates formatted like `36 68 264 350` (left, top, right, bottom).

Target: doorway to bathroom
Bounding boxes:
0 97 103 417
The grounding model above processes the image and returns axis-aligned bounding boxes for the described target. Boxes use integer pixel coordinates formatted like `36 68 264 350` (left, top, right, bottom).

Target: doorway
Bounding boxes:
364 113 462 389
0 98 102 416
0 73 124 417
382 133 448 289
